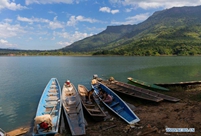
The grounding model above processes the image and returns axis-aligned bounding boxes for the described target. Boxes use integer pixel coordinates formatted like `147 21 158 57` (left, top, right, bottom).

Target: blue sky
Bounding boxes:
1 0 201 50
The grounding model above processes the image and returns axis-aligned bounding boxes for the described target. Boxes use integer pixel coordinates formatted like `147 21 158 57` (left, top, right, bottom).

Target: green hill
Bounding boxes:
61 25 136 52
61 5 201 56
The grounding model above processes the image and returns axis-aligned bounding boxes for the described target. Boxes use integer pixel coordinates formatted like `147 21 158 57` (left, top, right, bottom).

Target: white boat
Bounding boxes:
62 80 86 136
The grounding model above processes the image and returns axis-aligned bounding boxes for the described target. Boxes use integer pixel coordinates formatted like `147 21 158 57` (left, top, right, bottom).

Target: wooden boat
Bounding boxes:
0 128 6 136
62 80 86 136
104 80 180 102
92 82 140 125
128 77 169 91
100 80 163 102
78 84 106 121
33 78 62 136
155 80 201 86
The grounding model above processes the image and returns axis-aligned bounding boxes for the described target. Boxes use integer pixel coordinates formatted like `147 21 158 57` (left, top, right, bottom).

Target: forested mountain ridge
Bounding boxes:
61 25 136 52
2 5 201 56
61 5 201 55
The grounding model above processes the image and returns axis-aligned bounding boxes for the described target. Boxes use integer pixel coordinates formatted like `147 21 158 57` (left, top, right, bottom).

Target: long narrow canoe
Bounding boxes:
128 77 169 91
92 82 140 125
78 84 106 121
100 80 163 102
105 80 180 102
62 81 86 136
33 78 62 136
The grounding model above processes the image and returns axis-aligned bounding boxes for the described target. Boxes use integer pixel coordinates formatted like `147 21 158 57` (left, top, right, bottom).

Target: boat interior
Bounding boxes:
44 81 59 115
78 85 104 115
63 84 85 135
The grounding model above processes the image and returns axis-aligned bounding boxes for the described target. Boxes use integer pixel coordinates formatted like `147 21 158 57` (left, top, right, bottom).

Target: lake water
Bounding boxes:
0 56 201 131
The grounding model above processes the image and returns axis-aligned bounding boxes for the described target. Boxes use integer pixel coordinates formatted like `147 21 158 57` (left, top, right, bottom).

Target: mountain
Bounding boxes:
61 5 201 55
61 25 136 52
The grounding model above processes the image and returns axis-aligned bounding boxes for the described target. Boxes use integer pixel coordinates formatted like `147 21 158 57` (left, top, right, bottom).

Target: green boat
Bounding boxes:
127 77 169 91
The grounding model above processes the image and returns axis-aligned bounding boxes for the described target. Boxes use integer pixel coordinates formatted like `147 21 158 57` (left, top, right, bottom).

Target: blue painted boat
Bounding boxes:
62 80 86 136
33 78 62 136
92 82 140 125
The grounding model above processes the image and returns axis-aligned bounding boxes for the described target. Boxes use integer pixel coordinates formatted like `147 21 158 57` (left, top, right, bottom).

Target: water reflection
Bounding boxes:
125 65 201 83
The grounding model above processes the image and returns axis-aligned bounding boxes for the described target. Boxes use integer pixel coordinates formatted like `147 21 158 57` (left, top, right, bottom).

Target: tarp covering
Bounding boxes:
34 114 53 133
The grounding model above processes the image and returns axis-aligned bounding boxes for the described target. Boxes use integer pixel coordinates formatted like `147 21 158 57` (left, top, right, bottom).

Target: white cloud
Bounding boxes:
76 16 98 23
4 18 13 23
57 41 72 47
86 26 105 32
67 16 77 26
125 8 133 12
0 39 8 44
0 39 17 48
99 7 111 13
72 31 90 41
111 9 119 14
17 16 34 23
67 15 99 26
25 0 74 5
99 7 119 14
17 16 49 24
54 31 92 45
49 21 64 29
17 16 65 29
126 13 150 23
109 0 201 9
0 0 26 10
49 16 65 29
111 12 151 25
0 22 26 38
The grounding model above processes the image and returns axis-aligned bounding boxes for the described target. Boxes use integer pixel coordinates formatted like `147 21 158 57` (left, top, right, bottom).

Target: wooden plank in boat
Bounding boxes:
44 104 56 108
49 89 57 93
46 97 58 101
47 93 58 96
87 109 101 113
84 104 95 107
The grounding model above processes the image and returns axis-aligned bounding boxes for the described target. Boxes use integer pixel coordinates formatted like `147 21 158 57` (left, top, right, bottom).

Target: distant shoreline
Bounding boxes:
1 53 200 57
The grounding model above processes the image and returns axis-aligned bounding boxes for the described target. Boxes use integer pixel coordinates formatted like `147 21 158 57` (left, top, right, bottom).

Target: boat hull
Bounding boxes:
101 79 180 102
128 77 169 91
92 83 140 125
33 78 62 136
101 80 163 102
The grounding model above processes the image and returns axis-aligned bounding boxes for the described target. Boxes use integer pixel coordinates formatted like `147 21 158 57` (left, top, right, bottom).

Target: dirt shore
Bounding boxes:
6 85 201 136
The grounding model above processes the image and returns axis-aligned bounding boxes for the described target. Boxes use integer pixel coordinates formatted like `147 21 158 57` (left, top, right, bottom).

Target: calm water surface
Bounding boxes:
0 56 201 131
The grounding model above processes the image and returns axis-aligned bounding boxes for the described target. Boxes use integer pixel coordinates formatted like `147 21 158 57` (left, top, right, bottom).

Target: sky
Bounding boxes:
1 0 201 50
